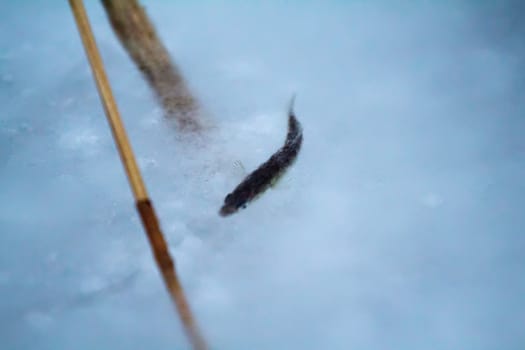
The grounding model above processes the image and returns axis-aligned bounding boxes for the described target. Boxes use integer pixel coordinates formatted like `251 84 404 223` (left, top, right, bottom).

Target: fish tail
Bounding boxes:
286 94 302 142
288 93 296 117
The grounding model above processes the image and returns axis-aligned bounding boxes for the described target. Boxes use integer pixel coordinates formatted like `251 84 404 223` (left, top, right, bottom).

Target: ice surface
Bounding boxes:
1 1 524 349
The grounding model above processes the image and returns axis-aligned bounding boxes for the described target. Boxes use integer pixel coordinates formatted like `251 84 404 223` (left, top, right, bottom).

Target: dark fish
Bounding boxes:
219 96 303 216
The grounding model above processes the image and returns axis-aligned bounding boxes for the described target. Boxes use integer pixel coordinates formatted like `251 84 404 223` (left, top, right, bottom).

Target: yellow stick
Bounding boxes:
68 1 208 349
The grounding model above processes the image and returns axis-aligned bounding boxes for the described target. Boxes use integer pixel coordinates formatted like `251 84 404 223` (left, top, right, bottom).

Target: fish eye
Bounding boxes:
241 204 247 209
225 193 233 202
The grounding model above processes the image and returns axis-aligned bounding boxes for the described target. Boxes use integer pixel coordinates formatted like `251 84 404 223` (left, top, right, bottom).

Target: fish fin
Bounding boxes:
271 177 292 190
269 171 292 189
233 160 247 178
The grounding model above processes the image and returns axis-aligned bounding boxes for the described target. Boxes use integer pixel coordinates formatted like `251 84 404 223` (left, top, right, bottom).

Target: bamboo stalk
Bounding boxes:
100 0 202 132
68 1 208 349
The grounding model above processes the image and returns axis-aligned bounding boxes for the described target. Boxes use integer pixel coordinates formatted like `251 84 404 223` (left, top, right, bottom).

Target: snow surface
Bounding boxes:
1 1 524 349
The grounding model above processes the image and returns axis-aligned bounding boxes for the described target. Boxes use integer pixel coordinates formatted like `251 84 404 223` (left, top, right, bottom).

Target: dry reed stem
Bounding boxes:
68 1 208 349
101 0 202 132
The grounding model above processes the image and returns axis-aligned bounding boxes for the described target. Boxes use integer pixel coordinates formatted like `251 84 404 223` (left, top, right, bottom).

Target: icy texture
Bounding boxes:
1 1 524 349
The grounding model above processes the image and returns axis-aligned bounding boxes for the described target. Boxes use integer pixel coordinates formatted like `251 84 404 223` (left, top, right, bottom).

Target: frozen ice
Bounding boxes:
1 1 524 349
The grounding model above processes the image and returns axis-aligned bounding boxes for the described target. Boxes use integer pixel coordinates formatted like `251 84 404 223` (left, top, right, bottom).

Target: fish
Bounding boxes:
219 96 303 216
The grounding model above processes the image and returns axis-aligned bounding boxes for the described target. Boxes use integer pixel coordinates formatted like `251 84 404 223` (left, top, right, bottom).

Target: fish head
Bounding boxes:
219 192 248 216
